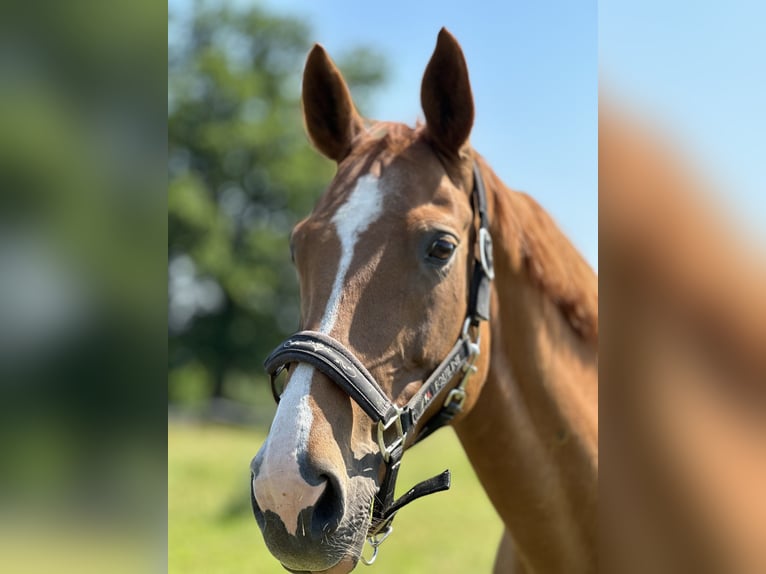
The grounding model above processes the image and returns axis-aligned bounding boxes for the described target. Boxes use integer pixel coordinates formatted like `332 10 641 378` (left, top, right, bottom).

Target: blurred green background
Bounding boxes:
0 1 166 572
167 1 501 572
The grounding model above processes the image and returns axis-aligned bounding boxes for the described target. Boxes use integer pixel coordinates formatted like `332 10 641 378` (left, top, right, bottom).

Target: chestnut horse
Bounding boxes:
250 29 598 574
600 102 766 574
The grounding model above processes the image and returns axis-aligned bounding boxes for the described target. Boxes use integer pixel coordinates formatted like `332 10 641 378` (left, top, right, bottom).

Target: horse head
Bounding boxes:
250 29 493 573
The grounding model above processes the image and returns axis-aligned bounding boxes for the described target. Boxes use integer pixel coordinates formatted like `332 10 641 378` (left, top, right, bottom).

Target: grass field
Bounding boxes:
169 421 502 573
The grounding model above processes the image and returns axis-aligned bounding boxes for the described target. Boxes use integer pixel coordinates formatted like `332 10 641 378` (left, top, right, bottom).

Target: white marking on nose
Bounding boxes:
319 174 384 333
254 363 325 534
255 174 383 534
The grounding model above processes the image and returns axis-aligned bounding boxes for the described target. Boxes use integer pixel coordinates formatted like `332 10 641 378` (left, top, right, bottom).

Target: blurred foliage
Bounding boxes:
168 1 387 408
0 1 166 572
0 0 166 479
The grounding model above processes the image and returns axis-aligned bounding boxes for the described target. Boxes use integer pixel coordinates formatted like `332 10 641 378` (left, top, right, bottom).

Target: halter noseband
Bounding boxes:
263 162 494 564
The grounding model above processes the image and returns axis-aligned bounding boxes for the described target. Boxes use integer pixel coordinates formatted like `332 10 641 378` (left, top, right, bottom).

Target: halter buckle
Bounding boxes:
479 227 495 280
377 406 405 463
443 337 481 412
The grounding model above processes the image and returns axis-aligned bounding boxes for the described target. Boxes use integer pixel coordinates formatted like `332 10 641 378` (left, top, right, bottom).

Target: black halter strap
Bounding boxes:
263 161 494 560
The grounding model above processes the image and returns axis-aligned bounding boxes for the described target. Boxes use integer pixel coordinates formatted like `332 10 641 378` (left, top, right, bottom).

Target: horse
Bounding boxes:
250 29 598 574
600 102 766 574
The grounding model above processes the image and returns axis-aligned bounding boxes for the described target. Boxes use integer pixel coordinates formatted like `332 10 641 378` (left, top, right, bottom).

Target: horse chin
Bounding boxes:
274 518 367 574
258 479 374 574
282 556 357 574
270 536 362 574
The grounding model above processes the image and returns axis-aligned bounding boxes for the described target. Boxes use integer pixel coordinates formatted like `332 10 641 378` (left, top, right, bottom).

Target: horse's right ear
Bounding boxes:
302 44 363 162
421 28 475 158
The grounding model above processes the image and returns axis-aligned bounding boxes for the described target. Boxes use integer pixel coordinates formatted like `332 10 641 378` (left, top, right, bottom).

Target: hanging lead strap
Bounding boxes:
362 468 452 565
372 469 452 533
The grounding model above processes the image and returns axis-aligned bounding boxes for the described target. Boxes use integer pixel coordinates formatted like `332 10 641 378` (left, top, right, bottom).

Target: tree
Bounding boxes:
168 2 386 410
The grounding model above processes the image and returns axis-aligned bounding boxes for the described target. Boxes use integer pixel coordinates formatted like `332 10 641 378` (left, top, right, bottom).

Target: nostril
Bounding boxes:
251 463 346 544
311 474 344 537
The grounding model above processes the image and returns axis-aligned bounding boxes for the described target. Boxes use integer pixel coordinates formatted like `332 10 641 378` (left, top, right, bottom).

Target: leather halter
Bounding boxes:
263 161 494 563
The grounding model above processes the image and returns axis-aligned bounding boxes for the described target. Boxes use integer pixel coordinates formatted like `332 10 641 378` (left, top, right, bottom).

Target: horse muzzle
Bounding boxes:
250 456 367 573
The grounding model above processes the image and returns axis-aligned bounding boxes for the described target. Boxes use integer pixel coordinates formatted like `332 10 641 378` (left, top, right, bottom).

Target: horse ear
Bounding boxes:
302 44 363 162
421 28 475 157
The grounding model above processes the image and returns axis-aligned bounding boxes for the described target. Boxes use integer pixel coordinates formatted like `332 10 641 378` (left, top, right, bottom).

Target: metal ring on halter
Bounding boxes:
461 316 481 345
360 523 394 566
360 543 378 566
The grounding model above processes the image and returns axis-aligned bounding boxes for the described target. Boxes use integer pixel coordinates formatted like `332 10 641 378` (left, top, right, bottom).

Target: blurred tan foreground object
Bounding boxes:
600 101 766 574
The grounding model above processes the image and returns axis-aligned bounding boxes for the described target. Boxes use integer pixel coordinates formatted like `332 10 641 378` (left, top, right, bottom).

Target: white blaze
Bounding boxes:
319 174 385 333
253 363 322 534
254 174 384 534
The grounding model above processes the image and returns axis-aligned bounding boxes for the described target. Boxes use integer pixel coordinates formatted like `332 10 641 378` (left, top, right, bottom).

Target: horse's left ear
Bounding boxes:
421 28 475 157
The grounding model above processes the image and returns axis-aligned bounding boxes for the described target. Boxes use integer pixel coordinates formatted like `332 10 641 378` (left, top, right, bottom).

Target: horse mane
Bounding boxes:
478 157 599 344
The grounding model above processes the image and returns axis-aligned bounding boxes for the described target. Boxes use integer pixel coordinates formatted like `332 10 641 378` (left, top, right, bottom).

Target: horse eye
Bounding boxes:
427 237 457 263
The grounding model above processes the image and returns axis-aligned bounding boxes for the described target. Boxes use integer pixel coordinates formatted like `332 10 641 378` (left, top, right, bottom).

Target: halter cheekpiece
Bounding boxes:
263 161 494 565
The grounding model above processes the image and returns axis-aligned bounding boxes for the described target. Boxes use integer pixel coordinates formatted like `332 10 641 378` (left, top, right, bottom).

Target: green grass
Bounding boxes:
169 421 502 573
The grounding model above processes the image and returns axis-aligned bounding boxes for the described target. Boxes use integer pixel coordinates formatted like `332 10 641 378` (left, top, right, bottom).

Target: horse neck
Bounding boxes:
454 160 598 573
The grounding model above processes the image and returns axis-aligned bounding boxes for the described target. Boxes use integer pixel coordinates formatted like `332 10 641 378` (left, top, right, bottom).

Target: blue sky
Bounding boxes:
217 0 600 268
600 0 766 245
